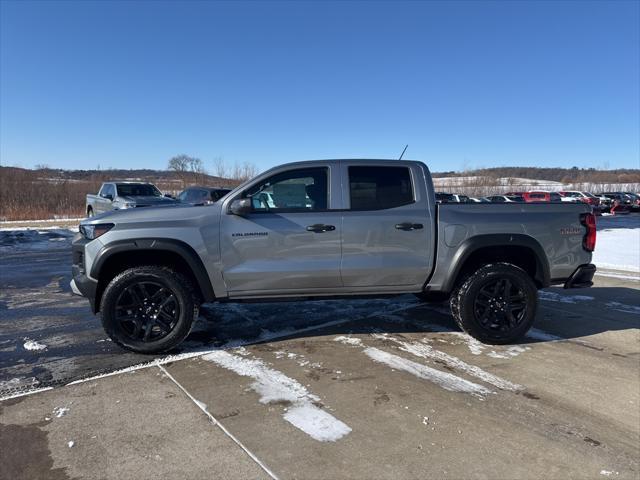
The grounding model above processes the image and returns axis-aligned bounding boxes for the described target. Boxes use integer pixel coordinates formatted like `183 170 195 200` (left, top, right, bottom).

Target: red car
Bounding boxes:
522 191 562 202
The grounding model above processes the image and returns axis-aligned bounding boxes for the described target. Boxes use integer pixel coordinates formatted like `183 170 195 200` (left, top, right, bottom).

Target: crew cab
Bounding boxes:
71 160 596 353
86 181 176 216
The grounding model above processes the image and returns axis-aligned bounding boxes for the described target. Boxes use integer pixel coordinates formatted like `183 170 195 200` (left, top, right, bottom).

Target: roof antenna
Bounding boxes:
398 144 408 160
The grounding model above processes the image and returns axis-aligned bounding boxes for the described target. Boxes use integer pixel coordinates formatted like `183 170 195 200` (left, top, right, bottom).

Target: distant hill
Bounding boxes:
0 165 242 221
0 165 240 188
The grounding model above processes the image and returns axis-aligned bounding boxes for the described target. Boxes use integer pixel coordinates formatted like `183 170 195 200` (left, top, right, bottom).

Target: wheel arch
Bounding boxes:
442 234 550 293
91 238 216 313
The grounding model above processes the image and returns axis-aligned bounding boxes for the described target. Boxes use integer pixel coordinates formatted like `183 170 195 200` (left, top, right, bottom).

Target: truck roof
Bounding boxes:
102 181 155 184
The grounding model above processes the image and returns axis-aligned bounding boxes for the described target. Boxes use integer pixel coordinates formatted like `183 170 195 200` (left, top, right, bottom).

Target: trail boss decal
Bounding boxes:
560 227 582 235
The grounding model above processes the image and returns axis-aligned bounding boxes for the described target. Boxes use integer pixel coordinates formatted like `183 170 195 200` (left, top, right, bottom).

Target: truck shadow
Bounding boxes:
193 286 639 350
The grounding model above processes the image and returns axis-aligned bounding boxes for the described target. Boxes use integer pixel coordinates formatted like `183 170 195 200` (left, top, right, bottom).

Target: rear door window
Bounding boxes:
349 166 414 210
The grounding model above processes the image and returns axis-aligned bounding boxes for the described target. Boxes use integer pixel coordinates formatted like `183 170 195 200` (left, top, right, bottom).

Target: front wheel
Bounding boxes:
100 266 198 353
450 263 537 344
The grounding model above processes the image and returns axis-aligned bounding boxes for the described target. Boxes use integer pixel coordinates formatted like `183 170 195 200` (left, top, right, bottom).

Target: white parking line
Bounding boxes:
364 347 492 396
201 351 352 442
158 365 279 480
372 333 523 391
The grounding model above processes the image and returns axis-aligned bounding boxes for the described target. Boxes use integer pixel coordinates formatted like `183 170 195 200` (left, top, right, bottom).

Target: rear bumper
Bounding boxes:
564 264 596 289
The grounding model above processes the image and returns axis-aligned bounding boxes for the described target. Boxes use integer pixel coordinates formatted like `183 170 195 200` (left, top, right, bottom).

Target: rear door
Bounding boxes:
219 164 343 295
340 163 434 288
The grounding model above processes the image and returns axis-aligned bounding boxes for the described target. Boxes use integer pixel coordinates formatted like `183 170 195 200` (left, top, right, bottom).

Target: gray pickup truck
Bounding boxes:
71 160 596 353
86 181 176 217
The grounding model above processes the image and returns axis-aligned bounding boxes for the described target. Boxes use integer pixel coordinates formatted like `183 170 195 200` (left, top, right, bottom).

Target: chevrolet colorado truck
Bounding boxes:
86 181 176 217
71 160 596 353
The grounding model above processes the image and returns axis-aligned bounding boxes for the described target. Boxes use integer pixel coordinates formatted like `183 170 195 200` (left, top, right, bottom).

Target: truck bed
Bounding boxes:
427 202 593 292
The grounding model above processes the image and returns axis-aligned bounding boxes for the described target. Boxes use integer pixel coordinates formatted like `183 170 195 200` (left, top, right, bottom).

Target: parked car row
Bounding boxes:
86 181 231 216
435 189 640 214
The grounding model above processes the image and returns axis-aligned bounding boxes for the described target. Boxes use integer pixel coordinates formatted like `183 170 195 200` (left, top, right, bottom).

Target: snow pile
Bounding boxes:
593 216 640 273
23 339 47 351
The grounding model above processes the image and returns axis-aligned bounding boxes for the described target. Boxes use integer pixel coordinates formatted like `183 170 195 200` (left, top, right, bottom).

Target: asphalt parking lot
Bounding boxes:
1 231 639 479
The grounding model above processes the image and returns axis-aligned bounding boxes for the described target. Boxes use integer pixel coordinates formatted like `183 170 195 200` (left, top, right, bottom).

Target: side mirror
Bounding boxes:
229 198 252 216
105 194 114 201
164 194 174 199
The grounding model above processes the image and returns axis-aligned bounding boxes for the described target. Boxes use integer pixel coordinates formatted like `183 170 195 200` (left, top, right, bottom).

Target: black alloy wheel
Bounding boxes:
450 263 537 344
472 278 528 333
115 281 180 343
100 266 198 353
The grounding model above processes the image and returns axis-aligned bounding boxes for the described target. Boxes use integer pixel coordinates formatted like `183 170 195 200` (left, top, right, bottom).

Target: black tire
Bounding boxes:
100 266 199 354
449 263 537 344
87 207 94 217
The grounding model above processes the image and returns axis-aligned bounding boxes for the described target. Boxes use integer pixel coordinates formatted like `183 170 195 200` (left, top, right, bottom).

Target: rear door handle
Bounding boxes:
395 223 423 231
306 224 336 233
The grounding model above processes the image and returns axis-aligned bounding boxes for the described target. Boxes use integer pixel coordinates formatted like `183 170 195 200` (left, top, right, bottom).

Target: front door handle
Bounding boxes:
306 224 336 233
395 222 423 231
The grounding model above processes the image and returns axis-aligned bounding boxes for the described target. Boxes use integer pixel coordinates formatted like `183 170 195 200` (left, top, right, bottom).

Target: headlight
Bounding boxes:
79 223 114 240
122 202 136 208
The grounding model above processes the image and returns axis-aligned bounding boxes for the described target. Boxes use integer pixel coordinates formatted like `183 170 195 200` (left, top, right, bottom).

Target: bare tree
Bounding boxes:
231 161 259 182
168 154 203 186
212 156 228 179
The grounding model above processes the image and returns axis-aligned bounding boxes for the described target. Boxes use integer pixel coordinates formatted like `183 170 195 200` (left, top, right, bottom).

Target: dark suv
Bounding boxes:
177 186 232 206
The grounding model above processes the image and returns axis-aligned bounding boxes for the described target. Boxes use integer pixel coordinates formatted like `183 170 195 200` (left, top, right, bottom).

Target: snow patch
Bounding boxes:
600 470 619 477
53 406 69 418
374 334 522 391
364 347 492 396
333 336 363 346
606 301 640 315
487 346 530 359
23 339 47 351
595 271 640 281
283 404 352 442
201 351 351 442
539 291 594 304
593 217 640 273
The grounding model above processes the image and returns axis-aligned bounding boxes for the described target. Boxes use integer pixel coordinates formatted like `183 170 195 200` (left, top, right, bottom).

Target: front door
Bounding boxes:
220 165 342 295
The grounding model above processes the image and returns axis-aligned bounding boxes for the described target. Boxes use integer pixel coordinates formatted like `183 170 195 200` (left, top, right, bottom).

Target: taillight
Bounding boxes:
580 213 596 252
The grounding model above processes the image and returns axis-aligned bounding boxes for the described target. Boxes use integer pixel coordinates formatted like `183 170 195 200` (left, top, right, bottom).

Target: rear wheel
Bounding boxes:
100 266 198 353
450 263 537 344
87 207 94 217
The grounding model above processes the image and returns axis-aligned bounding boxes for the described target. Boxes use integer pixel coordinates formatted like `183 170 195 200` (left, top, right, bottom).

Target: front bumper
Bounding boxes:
564 263 596 289
71 234 99 312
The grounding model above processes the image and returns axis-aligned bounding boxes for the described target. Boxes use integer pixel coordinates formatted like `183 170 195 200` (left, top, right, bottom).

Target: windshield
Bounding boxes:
116 184 162 197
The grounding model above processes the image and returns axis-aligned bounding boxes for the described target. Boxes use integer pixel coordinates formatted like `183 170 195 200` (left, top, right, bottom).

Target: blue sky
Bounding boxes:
1 0 638 173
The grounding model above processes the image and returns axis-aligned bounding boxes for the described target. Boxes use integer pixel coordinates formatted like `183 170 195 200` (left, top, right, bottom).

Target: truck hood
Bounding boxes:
118 195 177 205
82 203 221 227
